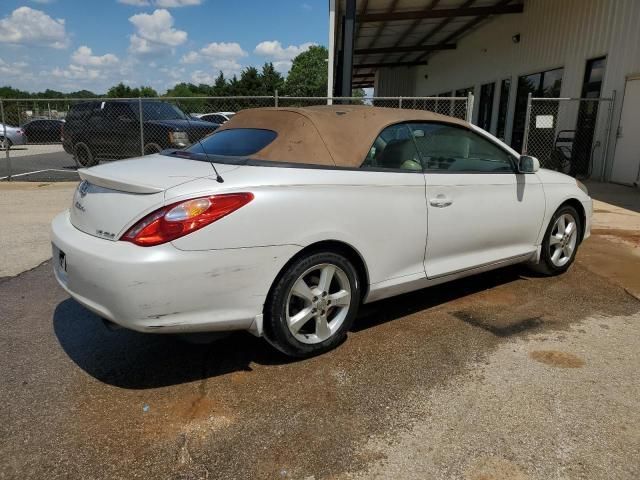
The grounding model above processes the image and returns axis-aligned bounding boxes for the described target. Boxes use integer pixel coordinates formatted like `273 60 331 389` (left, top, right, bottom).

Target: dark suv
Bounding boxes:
62 100 220 166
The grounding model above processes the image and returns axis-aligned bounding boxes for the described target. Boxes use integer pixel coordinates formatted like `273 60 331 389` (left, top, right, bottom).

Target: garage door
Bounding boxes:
610 76 640 185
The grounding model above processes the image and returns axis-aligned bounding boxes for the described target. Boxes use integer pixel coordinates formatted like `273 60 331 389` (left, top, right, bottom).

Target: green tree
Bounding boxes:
211 72 228 96
107 82 136 98
237 67 262 95
284 45 328 97
260 62 284 95
138 86 158 97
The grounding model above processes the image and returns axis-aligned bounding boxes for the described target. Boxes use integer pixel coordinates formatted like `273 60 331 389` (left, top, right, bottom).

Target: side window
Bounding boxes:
408 123 514 172
361 123 422 171
104 103 135 121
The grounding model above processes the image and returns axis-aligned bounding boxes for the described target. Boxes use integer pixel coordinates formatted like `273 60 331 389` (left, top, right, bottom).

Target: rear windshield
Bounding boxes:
186 128 277 156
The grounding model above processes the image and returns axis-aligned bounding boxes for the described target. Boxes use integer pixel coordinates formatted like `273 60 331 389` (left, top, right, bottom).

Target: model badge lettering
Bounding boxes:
96 230 116 239
74 201 85 212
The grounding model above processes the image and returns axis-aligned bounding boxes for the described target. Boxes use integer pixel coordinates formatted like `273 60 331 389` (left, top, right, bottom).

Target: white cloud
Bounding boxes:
0 58 30 78
181 41 247 64
254 40 315 61
201 42 246 58
71 46 119 67
118 0 202 6
191 70 216 84
51 64 101 81
180 51 200 64
0 7 69 49
128 9 187 55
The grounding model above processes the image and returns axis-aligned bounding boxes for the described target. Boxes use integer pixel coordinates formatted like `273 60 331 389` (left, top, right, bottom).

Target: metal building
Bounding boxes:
328 0 640 185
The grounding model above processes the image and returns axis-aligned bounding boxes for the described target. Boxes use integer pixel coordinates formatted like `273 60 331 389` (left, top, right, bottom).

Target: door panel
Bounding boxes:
424 173 544 277
611 78 640 185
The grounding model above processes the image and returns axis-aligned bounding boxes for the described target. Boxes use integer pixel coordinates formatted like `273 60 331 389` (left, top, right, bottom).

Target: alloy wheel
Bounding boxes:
286 263 352 344
549 213 578 267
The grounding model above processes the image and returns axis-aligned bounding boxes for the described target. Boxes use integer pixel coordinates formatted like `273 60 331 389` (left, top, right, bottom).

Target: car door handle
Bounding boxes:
429 196 453 208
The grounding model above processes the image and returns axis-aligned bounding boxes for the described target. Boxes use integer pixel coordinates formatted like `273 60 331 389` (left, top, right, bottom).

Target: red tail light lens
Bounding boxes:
122 192 254 246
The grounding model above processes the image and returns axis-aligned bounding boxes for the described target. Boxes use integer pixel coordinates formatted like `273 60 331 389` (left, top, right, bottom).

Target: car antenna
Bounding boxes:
182 105 224 183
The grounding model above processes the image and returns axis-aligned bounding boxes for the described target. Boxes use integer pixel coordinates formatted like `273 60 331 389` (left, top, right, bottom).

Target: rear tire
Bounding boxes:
74 142 97 167
530 205 582 276
144 142 162 155
0 137 12 149
264 251 361 358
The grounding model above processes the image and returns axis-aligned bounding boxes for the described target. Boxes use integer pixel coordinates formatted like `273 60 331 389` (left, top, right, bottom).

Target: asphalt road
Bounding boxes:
1 233 639 479
0 148 80 182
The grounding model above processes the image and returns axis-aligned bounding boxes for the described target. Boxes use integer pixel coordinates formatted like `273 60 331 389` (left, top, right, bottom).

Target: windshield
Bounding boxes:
140 102 188 121
185 128 277 157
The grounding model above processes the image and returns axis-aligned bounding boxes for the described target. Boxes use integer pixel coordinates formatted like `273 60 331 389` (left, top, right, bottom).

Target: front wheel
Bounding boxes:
532 205 582 275
264 251 361 358
0 136 12 149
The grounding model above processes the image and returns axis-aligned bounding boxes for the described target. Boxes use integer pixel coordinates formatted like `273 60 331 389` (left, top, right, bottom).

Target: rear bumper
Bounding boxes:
51 210 300 334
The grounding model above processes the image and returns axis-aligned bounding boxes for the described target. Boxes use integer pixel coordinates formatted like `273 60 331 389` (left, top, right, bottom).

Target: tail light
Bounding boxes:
122 192 254 247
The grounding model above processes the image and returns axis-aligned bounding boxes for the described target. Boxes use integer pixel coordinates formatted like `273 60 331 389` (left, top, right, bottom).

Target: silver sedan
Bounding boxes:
0 123 28 148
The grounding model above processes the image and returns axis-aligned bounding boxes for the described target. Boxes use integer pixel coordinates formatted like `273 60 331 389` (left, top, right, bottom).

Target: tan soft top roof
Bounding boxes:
218 105 470 168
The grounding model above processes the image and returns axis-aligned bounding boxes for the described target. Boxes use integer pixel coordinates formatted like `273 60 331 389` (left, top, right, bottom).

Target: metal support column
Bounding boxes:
340 0 356 102
0 100 11 181
138 97 145 156
522 92 532 154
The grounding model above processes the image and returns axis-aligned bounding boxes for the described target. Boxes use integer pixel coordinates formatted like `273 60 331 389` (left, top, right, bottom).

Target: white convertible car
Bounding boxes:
51 106 592 357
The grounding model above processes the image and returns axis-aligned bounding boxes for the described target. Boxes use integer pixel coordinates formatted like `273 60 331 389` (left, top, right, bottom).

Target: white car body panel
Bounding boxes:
51 124 592 338
424 171 545 278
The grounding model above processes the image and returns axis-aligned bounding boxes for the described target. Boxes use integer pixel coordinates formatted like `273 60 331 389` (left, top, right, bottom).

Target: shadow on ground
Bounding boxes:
53 265 527 390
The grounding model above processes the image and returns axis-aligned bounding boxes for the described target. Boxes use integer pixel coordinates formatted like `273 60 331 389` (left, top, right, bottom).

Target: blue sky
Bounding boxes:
0 0 328 93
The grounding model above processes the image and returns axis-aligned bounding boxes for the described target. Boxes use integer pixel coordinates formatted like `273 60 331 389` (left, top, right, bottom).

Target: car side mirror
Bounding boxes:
518 155 540 173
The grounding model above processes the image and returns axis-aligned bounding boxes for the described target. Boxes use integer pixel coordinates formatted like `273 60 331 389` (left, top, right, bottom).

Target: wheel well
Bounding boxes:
267 240 370 304
560 198 586 242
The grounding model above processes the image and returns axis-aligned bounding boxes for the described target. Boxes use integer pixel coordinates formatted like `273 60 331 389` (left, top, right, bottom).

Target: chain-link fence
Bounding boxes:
0 94 471 182
522 94 615 179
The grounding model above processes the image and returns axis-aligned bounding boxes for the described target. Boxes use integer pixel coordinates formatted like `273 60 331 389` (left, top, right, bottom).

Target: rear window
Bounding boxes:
186 128 277 157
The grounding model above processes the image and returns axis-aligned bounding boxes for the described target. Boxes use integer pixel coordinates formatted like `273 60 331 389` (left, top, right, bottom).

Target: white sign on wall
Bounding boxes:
535 115 554 129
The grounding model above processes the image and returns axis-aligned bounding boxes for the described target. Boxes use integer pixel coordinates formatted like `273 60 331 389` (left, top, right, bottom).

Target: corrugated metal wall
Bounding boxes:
376 0 640 180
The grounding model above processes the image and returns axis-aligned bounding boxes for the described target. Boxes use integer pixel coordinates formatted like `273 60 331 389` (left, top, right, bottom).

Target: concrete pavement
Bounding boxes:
0 182 77 277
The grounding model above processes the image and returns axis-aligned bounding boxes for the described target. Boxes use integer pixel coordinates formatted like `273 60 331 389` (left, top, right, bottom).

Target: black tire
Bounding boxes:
531 204 582 276
0 137 12 149
74 142 97 167
264 251 361 358
144 143 162 155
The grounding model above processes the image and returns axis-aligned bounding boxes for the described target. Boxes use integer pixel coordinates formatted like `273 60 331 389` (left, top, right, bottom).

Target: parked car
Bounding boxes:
51 106 592 358
0 123 28 148
62 100 220 166
194 111 236 124
22 119 65 144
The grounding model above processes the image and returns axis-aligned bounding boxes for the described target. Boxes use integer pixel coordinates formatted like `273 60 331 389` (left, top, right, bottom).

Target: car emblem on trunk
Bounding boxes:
78 180 89 198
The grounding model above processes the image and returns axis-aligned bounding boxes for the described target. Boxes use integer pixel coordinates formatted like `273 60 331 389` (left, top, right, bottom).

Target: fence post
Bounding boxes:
600 90 616 181
466 92 475 123
0 99 11 181
138 97 144 156
522 92 533 154
274 89 279 108
399 96 403 109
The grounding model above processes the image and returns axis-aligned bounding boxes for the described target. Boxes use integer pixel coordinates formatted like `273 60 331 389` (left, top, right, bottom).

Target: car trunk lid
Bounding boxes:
70 154 236 240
